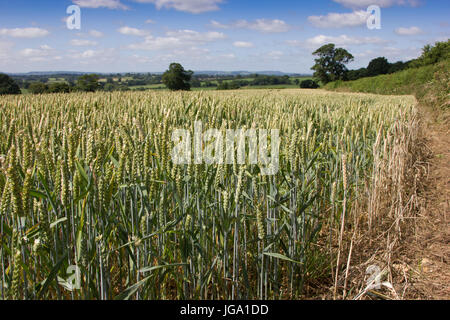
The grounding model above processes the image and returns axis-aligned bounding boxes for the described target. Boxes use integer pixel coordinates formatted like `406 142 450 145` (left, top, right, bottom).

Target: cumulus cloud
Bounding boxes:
118 26 150 36
394 26 424 35
70 39 98 46
332 0 420 9
220 53 236 59
210 19 290 33
355 46 421 62
267 50 283 59
67 48 117 64
72 0 128 10
308 10 369 28
127 29 226 51
0 41 14 59
89 30 104 37
292 34 388 48
0 27 49 38
19 45 55 61
233 41 254 48
132 0 224 14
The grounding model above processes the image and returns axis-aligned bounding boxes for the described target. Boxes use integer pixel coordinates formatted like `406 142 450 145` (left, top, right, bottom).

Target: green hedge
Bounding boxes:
325 60 449 109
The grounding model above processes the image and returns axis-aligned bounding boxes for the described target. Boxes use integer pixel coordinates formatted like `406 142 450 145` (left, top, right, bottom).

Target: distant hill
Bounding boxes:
6 71 311 77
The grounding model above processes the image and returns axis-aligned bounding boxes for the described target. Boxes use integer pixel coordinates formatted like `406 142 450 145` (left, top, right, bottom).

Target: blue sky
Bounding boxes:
0 0 448 73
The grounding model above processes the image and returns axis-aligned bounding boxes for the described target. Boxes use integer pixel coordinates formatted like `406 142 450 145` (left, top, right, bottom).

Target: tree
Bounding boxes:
162 63 193 91
367 57 390 76
0 73 21 95
76 74 100 92
388 61 408 74
190 78 202 88
29 82 48 94
300 79 319 89
410 40 450 67
47 82 70 93
311 44 354 84
347 68 368 81
217 81 240 90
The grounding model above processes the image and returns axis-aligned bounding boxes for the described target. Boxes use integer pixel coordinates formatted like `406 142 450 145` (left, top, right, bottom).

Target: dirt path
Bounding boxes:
405 106 450 299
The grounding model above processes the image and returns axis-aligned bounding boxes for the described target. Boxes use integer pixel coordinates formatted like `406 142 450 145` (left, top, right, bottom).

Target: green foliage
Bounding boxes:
388 61 409 74
347 68 368 81
47 82 71 93
250 75 291 86
162 63 193 91
217 81 240 90
325 59 450 109
190 78 202 88
410 39 450 68
75 74 100 92
29 82 49 94
300 79 319 89
367 57 390 77
311 44 354 84
0 73 21 95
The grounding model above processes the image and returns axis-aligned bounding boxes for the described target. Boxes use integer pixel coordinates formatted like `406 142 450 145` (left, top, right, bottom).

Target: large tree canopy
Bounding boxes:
162 63 193 91
367 57 390 77
76 74 100 92
311 44 354 84
0 73 21 95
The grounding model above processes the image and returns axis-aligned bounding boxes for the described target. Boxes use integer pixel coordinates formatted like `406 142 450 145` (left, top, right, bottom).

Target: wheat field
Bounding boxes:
0 89 417 300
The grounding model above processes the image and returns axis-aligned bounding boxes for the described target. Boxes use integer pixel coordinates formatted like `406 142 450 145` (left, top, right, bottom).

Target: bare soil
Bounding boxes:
403 105 450 299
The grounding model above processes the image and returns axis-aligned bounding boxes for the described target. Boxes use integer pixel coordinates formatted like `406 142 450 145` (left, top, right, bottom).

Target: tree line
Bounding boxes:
1 39 446 95
311 39 449 85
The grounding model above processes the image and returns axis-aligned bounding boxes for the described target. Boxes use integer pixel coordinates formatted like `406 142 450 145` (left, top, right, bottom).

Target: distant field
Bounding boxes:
130 76 313 91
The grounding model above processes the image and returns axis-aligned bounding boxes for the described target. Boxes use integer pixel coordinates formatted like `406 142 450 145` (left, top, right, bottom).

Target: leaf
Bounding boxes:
116 263 186 300
263 252 302 265
76 196 87 263
38 253 68 298
139 263 187 274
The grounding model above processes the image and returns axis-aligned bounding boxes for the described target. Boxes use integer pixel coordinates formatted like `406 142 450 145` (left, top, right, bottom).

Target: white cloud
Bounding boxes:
67 48 117 63
70 39 98 46
0 41 14 59
118 26 150 36
308 10 369 28
302 34 387 48
0 27 49 38
89 30 104 37
395 26 424 35
211 19 290 33
354 46 421 62
19 45 54 62
268 50 283 59
132 0 224 13
209 20 229 29
70 49 98 58
145 19 156 24
233 41 254 48
72 0 128 10
220 53 236 59
166 30 226 42
332 0 420 9
128 29 226 51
